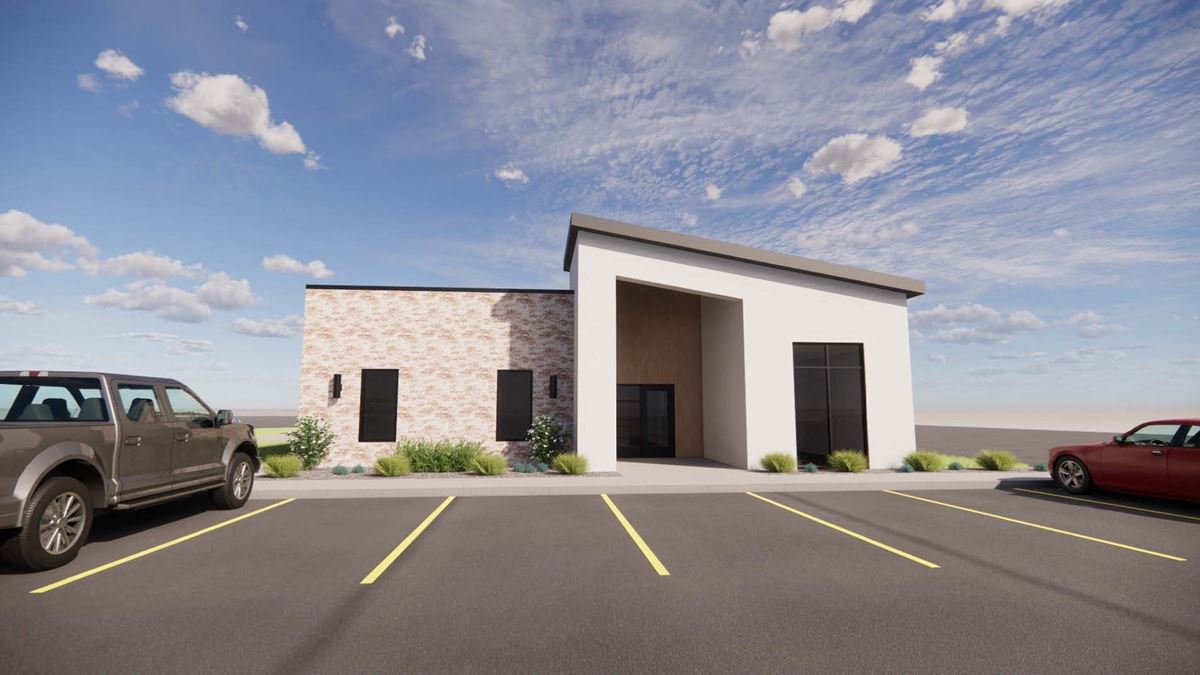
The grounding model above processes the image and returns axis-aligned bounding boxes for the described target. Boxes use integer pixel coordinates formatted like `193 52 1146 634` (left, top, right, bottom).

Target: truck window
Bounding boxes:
164 387 212 425
0 377 109 423
116 383 162 423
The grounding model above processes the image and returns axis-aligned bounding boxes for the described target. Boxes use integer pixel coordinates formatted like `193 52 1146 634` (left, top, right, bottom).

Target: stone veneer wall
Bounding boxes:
298 288 575 466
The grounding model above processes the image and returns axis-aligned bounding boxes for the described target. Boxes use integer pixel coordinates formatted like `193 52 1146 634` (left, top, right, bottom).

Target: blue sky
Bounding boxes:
1 0 1197 415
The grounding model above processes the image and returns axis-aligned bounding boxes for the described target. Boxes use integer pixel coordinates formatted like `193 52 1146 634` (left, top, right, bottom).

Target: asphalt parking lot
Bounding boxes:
2 487 1198 674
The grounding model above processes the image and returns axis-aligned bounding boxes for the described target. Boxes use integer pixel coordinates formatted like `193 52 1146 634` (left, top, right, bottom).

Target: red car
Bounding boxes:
1049 419 1200 501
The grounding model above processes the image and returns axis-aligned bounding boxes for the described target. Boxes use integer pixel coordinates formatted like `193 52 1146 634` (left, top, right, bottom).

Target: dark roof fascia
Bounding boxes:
305 284 572 294
562 212 925 298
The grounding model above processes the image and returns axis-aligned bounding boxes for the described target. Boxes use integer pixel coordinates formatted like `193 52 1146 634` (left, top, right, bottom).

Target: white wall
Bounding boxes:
701 297 748 468
572 232 917 470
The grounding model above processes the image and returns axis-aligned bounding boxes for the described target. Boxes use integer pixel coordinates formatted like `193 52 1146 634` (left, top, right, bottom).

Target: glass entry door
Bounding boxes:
617 384 675 458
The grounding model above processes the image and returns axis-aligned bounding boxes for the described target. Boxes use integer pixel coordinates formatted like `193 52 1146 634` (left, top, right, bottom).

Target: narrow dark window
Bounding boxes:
358 369 398 442
793 343 866 463
496 370 533 441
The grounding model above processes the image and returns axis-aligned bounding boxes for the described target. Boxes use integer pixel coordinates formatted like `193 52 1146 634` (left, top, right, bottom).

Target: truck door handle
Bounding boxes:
1151 449 1164 456
124 435 142 447
175 431 191 442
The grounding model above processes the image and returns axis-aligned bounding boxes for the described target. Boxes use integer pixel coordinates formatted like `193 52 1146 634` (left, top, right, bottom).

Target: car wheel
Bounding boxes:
1055 456 1093 494
211 453 254 510
0 476 93 571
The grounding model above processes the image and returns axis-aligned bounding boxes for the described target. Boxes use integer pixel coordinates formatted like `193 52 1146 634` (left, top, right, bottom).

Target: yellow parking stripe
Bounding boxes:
31 498 296 594
1012 488 1200 523
360 496 455 585
601 494 670 576
745 492 939 569
884 490 1187 562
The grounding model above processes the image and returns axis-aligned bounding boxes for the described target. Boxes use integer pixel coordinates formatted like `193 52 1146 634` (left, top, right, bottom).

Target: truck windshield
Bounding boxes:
0 377 110 423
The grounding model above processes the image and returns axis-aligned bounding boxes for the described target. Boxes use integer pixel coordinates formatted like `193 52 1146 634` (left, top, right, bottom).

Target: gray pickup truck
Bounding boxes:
0 371 259 570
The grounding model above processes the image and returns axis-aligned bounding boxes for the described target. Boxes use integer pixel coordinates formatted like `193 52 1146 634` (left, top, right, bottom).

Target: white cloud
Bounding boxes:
77 73 102 92
94 49 143 81
923 0 968 22
851 222 920 245
262 254 335 279
994 15 1013 36
122 332 214 355
910 107 970 137
234 15 248 32
79 250 204 279
838 0 875 23
805 134 902 184
927 352 948 363
786 176 808 199
1054 228 1070 237
681 212 698 227
1060 310 1101 325
704 183 723 201
303 152 322 171
385 16 406 39
906 55 944 90
408 35 428 61
167 71 314 164
197 272 257 310
117 100 140 117
0 209 95 277
0 295 42 315
1077 322 1126 338
231 315 304 338
984 0 1071 17
911 302 1046 344
765 1 873 52
934 32 969 56
494 162 529 184
85 281 213 323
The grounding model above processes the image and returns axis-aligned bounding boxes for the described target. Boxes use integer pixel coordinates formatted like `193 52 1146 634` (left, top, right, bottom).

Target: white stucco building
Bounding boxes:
299 213 924 470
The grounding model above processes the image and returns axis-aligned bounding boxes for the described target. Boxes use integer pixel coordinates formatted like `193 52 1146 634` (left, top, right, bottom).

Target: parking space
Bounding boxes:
2 488 1198 673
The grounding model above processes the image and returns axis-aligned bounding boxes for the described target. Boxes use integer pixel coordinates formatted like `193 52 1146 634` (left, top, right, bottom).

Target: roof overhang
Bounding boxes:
562 212 925 298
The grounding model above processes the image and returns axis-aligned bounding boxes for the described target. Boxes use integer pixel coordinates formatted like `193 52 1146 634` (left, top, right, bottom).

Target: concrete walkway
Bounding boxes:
252 458 1053 499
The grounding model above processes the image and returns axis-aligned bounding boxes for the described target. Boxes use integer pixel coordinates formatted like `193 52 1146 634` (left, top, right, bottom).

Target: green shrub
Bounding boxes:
263 454 303 478
351 464 366 474
1032 463 1047 472
374 454 411 477
828 450 868 473
331 464 349 475
513 462 545 473
287 416 336 469
976 449 1020 471
552 453 588 475
948 461 964 471
904 451 948 472
760 452 796 473
942 455 979 469
803 462 819 473
898 463 914 473
471 453 508 476
398 439 483 472
527 415 569 464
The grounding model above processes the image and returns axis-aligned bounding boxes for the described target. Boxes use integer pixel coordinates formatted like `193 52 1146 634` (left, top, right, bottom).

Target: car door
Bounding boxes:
1168 425 1200 501
112 381 174 496
1100 423 1179 496
163 385 225 486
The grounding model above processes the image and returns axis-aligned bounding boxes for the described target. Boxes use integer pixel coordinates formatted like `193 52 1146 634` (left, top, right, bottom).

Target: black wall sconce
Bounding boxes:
548 375 558 399
332 374 342 399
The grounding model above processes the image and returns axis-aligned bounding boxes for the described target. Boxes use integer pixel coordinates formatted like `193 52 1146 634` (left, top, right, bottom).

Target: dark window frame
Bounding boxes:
496 369 534 442
358 369 399 443
792 342 868 461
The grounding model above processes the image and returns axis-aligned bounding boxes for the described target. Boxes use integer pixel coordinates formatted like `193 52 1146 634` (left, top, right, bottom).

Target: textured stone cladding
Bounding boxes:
298 288 575 465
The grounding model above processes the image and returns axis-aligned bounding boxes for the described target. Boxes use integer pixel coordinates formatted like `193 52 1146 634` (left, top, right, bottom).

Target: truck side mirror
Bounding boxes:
216 409 234 427
1112 434 1125 444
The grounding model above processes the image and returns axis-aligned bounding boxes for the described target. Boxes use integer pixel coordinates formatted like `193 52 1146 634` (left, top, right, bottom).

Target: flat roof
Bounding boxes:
305 284 572 294
563 212 925 298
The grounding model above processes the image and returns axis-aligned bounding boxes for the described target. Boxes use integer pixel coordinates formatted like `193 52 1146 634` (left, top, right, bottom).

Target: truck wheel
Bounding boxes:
211 453 254 510
0 476 93 571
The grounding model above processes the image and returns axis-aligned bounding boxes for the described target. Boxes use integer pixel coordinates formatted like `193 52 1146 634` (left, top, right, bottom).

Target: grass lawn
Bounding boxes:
255 427 294 458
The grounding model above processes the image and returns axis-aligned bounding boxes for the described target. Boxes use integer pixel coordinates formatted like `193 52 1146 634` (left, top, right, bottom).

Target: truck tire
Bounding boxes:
211 452 254 510
0 476 94 571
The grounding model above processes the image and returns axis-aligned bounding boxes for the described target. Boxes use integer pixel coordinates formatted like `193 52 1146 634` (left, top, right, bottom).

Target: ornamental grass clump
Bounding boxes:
976 449 1020 471
552 453 588 475
398 439 483 472
759 452 797 473
471 453 508 476
374 454 412 477
287 416 336 469
263 454 303 478
904 451 948 472
828 450 868 473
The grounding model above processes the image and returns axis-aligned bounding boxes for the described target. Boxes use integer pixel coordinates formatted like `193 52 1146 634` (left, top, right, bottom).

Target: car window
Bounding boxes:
1124 424 1182 446
116 384 162 423
0 377 109 423
1184 427 1200 448
165 387 211 424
